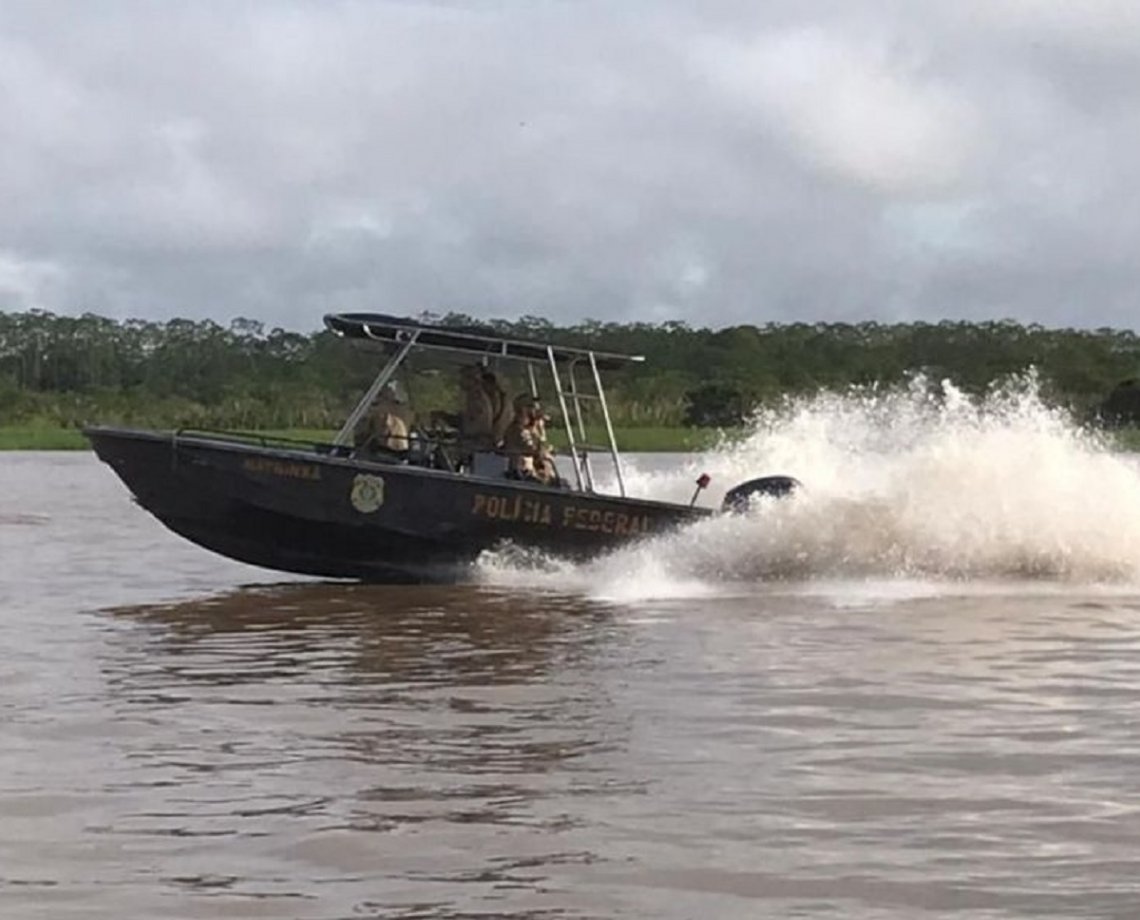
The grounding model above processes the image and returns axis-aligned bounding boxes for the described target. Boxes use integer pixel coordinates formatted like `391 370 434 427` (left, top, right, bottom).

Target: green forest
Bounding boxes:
3 309 1140 447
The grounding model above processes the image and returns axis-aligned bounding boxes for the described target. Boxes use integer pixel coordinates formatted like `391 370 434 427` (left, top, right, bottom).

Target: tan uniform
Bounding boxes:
503 418 539 478
353 401 409 454
532 415 556 482
483 374 511 447
459 366 494 448
503 415 555 484
376 411 408 452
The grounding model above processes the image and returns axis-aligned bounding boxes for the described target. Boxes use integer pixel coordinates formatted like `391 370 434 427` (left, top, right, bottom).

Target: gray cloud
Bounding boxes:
2 0 1139 330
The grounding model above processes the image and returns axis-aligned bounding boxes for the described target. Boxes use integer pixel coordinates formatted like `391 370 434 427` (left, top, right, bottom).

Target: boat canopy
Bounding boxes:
324 312 635 497
324 313 644 370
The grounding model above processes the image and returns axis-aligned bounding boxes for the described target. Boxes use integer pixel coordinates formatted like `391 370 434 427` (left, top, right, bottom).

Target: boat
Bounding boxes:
84 313 797 583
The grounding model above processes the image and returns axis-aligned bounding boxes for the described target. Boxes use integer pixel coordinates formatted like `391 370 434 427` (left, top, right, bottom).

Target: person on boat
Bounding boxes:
482 370 511 447
533 411 556 483
353 383 410 456
456 365 510 444
503 393 557 484
459 364 495 449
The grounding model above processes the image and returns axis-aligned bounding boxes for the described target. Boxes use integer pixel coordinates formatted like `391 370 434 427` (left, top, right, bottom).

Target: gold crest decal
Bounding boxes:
350 474 385 513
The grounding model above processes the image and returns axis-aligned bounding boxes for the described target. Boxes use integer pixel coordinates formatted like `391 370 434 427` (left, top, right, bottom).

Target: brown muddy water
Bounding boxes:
3 451 1140 919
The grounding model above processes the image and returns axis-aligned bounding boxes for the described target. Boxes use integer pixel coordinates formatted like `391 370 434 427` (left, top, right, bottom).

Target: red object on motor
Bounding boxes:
696 473 711 489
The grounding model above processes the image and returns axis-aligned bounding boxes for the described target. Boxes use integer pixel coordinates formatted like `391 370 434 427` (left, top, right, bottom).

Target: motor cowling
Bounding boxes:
722 475 801 513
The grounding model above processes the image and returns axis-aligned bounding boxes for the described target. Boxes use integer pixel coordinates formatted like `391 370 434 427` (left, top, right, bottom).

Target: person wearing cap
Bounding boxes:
503 393 556 484
530 405 556 481
353 382 410 455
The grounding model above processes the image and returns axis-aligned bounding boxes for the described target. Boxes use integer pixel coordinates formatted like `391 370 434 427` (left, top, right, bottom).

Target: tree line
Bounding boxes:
2 309 1139 431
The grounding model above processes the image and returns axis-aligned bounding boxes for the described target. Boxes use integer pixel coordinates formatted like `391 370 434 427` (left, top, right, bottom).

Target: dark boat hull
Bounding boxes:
84 427 710 583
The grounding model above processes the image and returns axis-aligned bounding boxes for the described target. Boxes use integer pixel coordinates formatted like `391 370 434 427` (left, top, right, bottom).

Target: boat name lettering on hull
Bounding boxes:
471 493 651 534
242 457 321 480
561 505 651 535
472 493 553 525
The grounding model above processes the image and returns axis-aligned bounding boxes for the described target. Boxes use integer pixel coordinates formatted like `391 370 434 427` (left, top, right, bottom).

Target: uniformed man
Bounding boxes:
482 370 511 447
503 393 556 484
353 383 410 455
459 364 495 449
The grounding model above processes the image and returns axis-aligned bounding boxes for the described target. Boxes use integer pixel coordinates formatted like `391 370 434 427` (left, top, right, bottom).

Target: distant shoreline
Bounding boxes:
0 425 728 453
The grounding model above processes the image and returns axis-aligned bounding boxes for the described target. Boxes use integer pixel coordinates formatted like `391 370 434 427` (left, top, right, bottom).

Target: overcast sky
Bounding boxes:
2 0 1139 331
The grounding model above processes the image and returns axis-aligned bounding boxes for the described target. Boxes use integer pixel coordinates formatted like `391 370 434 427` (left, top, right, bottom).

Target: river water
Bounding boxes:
4 386 1140 918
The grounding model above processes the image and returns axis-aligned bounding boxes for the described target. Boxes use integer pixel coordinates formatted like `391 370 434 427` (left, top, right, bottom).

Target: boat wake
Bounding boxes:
476 376 1140 598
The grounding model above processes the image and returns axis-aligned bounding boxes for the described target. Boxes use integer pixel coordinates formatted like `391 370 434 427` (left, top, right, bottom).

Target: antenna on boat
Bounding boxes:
689 473 711 507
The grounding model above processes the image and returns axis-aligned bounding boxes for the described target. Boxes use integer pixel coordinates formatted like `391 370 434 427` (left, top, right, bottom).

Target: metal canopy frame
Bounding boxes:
327 313 631 496
324 313 644 371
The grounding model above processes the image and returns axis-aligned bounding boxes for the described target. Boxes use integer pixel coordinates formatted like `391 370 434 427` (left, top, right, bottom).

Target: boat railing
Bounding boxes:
173 426 582 488
172 428 344 453
171 426 449 460
175 428 469 463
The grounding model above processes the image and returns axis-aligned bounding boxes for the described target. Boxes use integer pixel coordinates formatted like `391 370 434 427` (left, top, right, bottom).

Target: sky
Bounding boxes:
2 0 1140 331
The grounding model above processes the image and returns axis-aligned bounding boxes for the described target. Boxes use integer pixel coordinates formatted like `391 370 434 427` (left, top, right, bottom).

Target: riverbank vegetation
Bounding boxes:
0 424 726 452
2 309 1139 449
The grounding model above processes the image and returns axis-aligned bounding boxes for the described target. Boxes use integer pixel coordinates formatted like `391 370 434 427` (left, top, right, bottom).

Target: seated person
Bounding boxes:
352 384 410 456
502 393 557 485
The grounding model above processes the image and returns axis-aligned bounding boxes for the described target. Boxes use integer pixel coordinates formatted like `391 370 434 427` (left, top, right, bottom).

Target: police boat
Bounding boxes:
84 313 797 583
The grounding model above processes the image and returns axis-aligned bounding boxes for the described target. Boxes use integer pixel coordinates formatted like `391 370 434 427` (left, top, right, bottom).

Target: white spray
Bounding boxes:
478 376 1140 593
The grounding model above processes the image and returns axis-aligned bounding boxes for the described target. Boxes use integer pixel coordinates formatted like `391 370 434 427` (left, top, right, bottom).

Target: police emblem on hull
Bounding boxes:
350 474 385 513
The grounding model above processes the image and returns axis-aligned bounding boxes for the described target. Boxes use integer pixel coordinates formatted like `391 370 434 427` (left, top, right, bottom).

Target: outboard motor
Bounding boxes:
722 475 801 513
